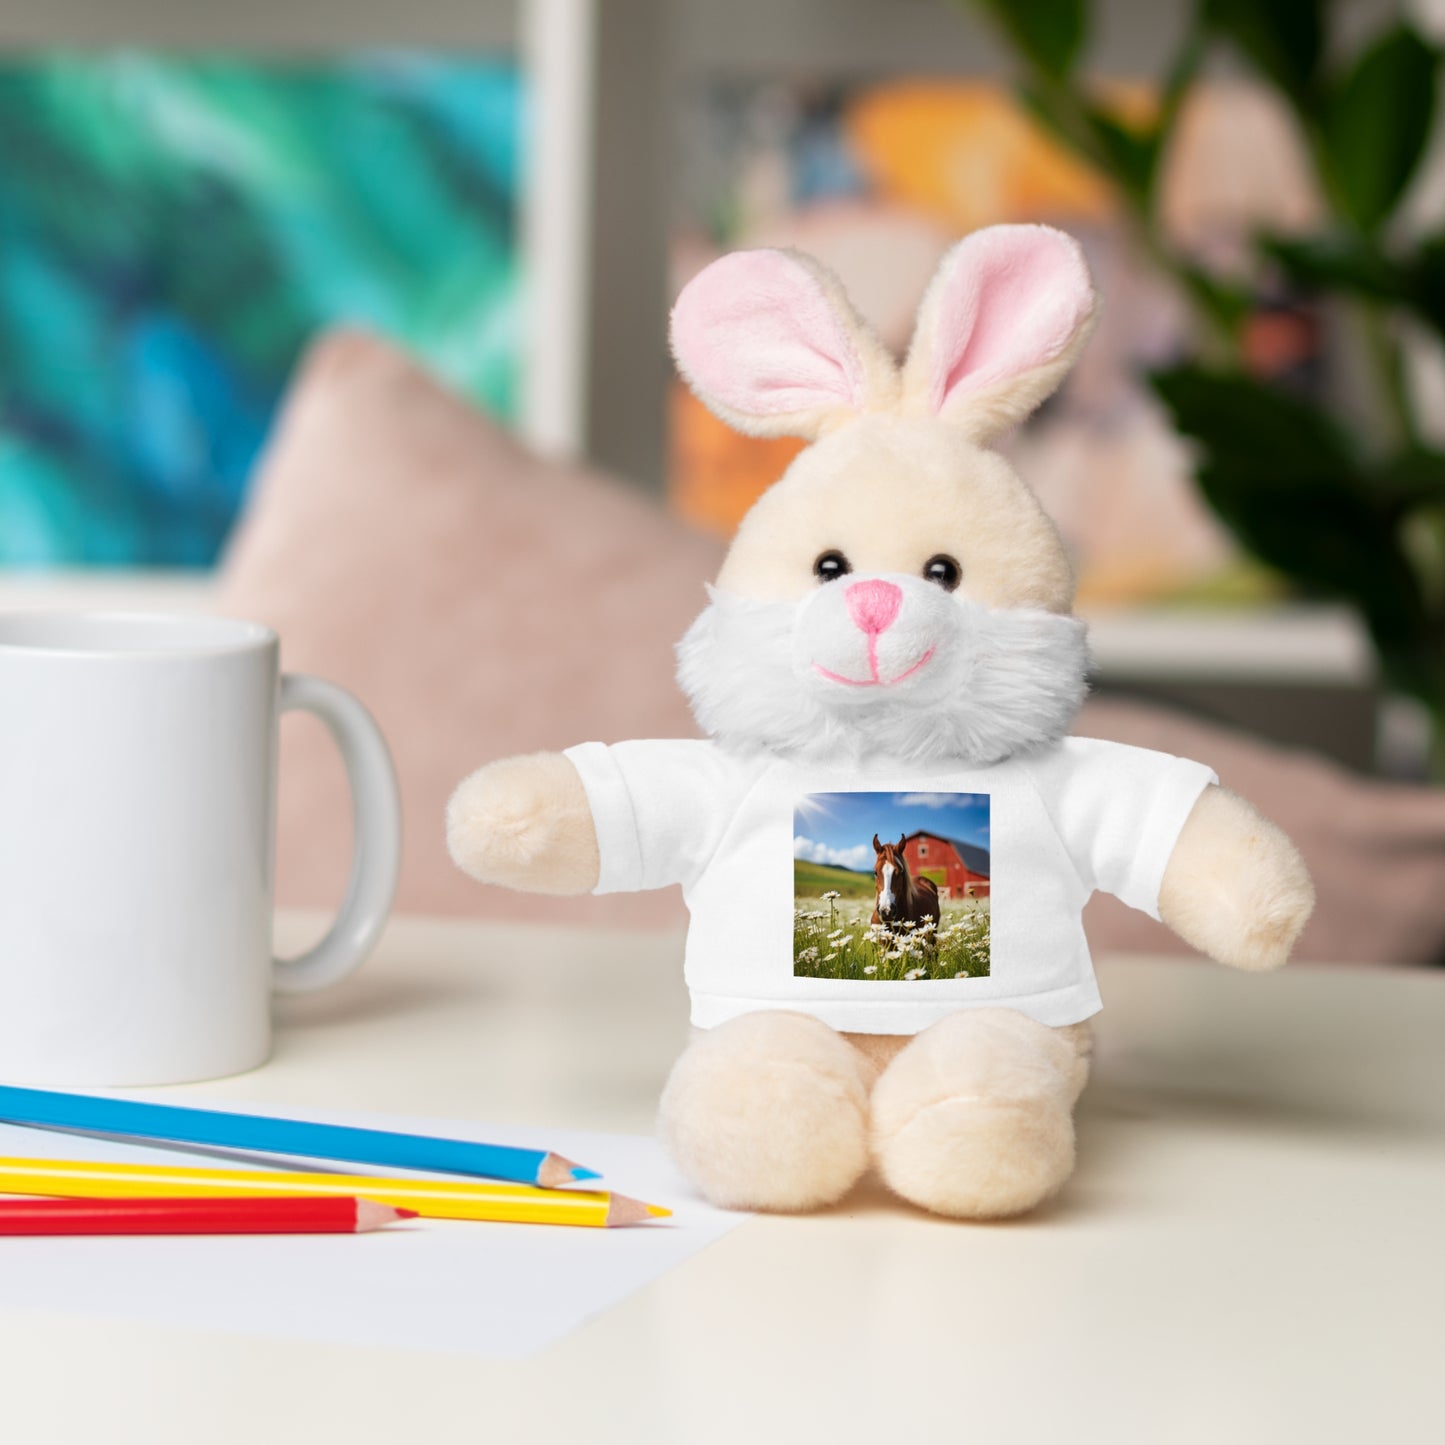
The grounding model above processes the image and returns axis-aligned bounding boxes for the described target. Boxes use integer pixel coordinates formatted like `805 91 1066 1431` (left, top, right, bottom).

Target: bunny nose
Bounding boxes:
845 579 902 635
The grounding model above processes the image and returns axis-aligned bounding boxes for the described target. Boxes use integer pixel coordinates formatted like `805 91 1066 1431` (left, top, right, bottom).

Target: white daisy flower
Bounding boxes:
904 968 926 980
863 965 877 975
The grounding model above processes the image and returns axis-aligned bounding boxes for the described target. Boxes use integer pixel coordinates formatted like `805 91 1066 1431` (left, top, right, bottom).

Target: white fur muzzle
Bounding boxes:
677 579 1090 768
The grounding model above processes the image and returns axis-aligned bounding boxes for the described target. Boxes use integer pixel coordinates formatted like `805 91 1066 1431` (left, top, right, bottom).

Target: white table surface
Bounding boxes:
2 913 1442 1445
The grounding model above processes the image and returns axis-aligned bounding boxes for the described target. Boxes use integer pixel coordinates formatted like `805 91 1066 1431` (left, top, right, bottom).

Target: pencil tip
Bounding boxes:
356 1199 419 1231
538 1153 600 1188
605 1193 672 1227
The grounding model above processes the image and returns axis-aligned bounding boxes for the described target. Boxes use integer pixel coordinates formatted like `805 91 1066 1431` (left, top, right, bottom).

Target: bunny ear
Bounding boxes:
670 249 898 440
900 225 1098 443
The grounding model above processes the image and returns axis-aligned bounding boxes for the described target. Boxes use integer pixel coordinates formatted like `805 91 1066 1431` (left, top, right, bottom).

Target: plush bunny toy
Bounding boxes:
447 225 1314 1219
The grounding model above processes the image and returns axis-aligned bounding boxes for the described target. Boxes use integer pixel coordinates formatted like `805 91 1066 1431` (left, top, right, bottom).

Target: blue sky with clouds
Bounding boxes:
793 791 991 873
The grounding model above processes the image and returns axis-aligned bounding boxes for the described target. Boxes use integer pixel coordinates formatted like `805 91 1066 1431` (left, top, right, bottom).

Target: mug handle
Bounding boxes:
272 674 402 995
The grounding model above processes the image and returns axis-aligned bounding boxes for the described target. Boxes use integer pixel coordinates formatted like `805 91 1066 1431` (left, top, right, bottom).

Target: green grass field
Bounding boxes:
792 860 875 899
792 888 991 982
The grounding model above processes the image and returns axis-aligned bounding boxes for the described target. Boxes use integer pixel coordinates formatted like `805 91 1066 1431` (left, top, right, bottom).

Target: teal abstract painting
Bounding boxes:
0 52 523 567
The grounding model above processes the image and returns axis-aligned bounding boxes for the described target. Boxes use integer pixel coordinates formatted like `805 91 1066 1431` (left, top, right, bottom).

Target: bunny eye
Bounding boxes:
813 550 852 583
923 554 962 591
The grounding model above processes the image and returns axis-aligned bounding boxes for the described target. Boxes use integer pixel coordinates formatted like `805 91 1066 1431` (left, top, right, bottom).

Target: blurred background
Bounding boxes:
4 0 1445 962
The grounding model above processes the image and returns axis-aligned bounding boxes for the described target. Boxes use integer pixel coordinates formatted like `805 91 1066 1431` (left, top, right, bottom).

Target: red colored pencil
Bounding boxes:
0 1195 416 1236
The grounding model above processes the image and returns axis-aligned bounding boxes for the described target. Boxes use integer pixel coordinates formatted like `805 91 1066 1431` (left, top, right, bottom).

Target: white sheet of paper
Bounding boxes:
0 1102 749 1357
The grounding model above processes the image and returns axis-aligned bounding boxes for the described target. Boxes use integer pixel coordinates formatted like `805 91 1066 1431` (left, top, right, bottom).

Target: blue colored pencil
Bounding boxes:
0 1085 601 1188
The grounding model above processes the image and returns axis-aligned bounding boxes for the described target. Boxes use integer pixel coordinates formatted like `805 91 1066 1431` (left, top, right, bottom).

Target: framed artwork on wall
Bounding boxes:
0 51 523 567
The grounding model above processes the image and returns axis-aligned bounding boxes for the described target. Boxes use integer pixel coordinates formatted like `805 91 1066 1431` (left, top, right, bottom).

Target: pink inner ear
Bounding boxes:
927 227 1094 414
671 251 867 418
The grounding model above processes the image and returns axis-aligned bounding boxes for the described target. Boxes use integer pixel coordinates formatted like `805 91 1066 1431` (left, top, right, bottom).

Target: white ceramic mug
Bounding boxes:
0 611 401 1086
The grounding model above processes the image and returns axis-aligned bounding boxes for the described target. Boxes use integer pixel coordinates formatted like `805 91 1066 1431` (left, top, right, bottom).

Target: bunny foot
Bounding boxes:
659 1011 872 1212
870 1010 1087 1219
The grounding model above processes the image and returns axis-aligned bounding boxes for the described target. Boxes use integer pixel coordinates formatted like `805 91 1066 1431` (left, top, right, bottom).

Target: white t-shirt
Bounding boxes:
564 737 1215 1034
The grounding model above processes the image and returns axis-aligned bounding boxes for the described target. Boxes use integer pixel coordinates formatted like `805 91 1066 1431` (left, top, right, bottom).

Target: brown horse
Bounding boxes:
871 833 941 936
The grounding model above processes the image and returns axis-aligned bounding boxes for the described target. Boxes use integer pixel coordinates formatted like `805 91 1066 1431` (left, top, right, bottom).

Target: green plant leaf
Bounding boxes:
1202 0 1323 109
1266 229 1445 344
1320 24 1438 233
1150 365 1359 483
1407 233 1445 339
1016 79 1091 161
1081 102 1156 202
1149 365 1437 695
1378 448 1445 512
1176 264 1254 335
1159 26 1205 138
965 0 1085 79
1264 233 1398 300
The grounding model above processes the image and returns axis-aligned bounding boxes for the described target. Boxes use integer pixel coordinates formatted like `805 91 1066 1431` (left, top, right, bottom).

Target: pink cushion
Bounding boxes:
218 330 719 927
1079 696 1445 966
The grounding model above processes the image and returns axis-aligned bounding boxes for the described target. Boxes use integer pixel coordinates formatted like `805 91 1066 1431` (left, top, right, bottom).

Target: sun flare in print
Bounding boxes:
792 791 990 981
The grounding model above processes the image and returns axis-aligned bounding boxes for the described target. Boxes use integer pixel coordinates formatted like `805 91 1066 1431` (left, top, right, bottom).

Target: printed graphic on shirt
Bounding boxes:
793 791 991 981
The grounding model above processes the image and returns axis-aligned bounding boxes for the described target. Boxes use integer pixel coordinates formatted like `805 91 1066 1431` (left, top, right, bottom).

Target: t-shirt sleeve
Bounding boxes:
563 740 746 895
1026 737 1218 920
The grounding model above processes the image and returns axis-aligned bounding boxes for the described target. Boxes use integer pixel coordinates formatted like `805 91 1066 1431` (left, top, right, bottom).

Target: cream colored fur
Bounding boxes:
1159 784 1315 970
447 226 1316 1220
446 752 599 895
870 1010 1086 1218
844 1019 1095 1100
654 1014 1095 1217
715 418 1075 612
659 1012 874 1211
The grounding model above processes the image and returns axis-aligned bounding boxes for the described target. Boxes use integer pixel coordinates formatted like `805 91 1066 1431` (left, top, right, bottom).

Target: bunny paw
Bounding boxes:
446 752 599 894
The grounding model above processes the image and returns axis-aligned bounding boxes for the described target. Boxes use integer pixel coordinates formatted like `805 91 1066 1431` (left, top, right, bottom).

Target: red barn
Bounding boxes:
902 831 990 900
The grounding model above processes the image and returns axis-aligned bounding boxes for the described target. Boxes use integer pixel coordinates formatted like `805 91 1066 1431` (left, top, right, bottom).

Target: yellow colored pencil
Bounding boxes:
0 1157 670 1229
